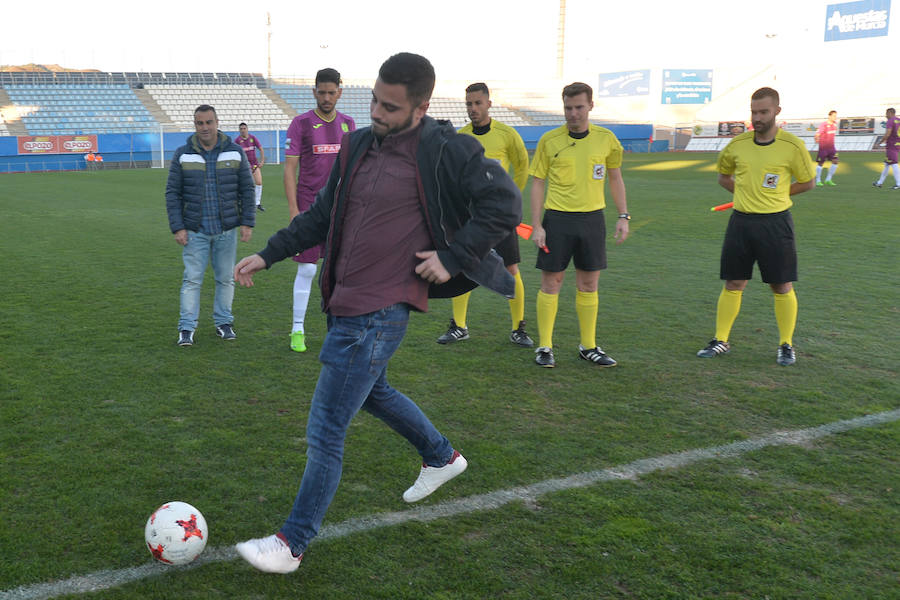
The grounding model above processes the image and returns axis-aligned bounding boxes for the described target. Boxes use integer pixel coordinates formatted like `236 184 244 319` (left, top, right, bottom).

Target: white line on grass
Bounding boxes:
3 408 898 600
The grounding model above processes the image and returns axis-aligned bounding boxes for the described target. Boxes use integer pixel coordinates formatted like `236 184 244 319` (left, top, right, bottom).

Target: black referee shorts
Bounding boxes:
494 230 521 266
720 209 797 284
536 209 607 272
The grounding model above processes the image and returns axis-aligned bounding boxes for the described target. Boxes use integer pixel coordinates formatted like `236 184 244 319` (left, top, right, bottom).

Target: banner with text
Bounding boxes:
661 70 712 104
597 70 651 97
17 135 98 154
824 0 891 41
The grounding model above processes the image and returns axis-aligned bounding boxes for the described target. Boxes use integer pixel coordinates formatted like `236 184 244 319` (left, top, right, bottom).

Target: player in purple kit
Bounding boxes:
873 107 900 190
814 110 838 187
237 123 266 211
283 68 356 352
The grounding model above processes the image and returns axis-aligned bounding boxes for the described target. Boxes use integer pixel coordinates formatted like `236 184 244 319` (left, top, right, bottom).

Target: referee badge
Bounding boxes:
763 173 779 188
593 164 606 180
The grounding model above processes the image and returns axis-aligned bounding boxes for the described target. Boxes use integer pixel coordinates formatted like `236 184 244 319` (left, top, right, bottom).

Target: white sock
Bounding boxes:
815 165 822 182
292 262 317 334
892 164 900 184
877 165 889 185
827 163 837 181
255 185 262 206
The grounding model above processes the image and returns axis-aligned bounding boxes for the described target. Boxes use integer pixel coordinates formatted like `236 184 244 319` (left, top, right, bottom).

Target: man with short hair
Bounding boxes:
814 110 838 186
873 107 900 190
283 68 356 353
437 82 533 347
236 122 266 210
233 53 521 574
165 105 255 346
697 87 816 366
528 82 630 368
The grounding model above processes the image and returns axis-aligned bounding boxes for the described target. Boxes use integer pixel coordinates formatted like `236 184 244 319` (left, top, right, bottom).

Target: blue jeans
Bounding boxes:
178 228 237 331
280 303 454 555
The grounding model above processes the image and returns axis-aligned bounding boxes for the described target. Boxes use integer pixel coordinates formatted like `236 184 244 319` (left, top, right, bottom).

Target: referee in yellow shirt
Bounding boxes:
697 87 815 366
529 82 630 368
436 83 533 347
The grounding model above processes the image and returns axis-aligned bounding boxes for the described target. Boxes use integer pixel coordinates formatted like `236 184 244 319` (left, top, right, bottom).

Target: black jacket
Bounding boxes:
258 116 522 309
165 132 256 234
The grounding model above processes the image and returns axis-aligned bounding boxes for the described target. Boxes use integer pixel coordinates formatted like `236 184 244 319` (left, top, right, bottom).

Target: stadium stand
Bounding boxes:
145 84 290 131
5 84 156 135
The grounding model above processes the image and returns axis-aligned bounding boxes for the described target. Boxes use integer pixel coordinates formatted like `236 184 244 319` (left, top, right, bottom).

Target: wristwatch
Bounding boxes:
618 213 631 220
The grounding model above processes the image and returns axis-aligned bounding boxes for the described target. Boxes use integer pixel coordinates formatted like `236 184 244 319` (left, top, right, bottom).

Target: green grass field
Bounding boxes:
1 153 898 599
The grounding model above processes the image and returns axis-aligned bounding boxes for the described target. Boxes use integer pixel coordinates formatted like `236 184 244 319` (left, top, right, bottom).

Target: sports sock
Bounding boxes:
575 290 599 349
451 292 470 329
773 289 798 346
255 185 262 206
292 262 317 334
508 271 525 329
536 290 559 349
877 164 889 185
892 163 900 184
714 288 743 343
815 165 822 182
827 163 838 181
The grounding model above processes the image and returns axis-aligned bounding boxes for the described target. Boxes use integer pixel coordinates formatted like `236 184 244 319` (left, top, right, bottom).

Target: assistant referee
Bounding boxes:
528 82 630 368
697 87 816 366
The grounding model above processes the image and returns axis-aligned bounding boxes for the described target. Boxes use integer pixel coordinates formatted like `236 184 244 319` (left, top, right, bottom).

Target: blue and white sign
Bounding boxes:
824 0 891 41
597 70 650 97
661 70 712 105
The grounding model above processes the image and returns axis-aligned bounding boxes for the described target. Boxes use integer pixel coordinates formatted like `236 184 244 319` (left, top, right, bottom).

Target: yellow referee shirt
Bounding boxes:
459 120 529 191
529 124 624 212
717 129 816 214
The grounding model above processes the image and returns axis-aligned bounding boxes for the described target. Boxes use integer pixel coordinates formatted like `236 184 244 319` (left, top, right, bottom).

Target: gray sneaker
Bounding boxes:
509 320 534 347
177 330 194 346
697 339 730 358
535 346 555 367
436 319 469 344
215 323 236 340
776 343 796 366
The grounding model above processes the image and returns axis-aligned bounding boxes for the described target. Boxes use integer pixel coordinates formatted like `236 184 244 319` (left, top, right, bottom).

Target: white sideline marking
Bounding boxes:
2 409 898 600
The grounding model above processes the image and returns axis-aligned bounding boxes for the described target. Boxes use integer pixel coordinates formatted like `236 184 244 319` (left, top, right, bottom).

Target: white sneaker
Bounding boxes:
235 533 303 574
403 450 468 503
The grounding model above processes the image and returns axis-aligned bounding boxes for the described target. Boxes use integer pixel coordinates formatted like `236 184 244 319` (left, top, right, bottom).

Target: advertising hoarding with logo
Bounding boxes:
597 70 651 97
661 70 713 104
824 0 891 41
17 135 98 154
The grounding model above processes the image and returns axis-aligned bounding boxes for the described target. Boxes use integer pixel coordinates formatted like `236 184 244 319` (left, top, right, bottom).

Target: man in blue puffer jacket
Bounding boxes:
166 104 255 346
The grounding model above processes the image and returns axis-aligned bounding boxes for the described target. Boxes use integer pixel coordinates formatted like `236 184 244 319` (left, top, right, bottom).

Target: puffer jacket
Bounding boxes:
258 116 522 305
165 132 255 233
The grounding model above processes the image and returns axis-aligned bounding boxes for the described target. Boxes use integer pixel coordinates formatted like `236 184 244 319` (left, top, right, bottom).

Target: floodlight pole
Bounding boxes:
267 12 272 80
556 0 566 79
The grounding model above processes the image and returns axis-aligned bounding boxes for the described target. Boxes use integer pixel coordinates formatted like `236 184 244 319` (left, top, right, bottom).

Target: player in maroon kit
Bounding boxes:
814 111 838 187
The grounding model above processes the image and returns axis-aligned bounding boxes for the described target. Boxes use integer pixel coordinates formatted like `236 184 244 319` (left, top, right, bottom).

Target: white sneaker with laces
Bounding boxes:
403 450 468 503
235 533 303 573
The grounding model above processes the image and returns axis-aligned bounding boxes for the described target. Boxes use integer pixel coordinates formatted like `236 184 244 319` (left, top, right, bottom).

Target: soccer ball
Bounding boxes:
144 501 208 565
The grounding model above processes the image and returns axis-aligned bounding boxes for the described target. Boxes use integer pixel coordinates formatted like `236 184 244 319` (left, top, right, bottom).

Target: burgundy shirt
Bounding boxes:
326 122 432 316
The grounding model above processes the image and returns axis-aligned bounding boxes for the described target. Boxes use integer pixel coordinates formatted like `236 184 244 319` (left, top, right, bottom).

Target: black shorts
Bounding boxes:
494 230 521 266
720 209 797 284
536 209 607 272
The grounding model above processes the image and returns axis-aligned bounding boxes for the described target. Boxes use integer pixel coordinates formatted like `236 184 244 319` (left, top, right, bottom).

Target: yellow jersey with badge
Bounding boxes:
530 124 624 212
458 120 529 191
717 129 816 214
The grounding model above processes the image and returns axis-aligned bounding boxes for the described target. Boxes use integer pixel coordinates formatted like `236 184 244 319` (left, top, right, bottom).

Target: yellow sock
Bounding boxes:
451 292 470 329
508 271 525 330
575 290 599 349
773 289 798 346
536 290 558 349
715 288 743 342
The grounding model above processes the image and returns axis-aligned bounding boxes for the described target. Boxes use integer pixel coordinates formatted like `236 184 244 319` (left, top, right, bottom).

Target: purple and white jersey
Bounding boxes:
285 110 356 209
235 134 261 165
886 116 900 145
